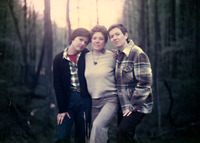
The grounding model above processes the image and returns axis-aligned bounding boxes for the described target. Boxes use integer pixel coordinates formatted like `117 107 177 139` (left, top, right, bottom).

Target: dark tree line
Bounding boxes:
122 0 200 139
0 0 56 142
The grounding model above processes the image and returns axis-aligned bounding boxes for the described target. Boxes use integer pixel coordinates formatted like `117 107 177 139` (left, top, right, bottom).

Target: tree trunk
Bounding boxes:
32 32 47 91
66 0 71 43
164 0 170 47
29 9 37 77
138 0 146 50
145 1 150 56
170 0 176 43
1 4 7 61
23 0 28 83
96 0 99 24
44 0 53 96
77 0 80 27
8 0 27 82
195 0 200 75
43 0 53 132
128 0 133 35
154 0 161 132
164 80 175 127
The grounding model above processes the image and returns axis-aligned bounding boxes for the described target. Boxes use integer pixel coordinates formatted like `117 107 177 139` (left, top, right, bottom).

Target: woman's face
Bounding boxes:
109 28 128 51
71 36 89 53
91 32 106 52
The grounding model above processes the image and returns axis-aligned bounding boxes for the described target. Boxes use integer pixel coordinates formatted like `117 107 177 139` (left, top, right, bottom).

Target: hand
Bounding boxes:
123 109 132 117
65 112 71 119
57 112 71 125
111 49 118 59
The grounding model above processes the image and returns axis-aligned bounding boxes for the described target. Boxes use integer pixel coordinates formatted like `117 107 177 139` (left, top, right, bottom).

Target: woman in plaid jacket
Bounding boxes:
108 24 153 143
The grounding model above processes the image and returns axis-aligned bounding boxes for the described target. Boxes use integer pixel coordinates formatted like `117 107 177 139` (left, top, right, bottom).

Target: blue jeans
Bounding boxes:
90 95 118 143
55 92 91 143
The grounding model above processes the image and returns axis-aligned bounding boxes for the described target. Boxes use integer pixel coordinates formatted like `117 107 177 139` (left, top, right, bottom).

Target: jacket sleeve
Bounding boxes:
53 54 68 113
130 52 153 112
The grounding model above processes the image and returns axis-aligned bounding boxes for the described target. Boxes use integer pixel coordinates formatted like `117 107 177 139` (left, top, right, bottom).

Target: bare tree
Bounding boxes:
1 3 7 62
169 0 176 43
43 0 53 95
77 0 80 27
43 0 53 130
153 0 161 131
66 0 71 43
164 80 175 127
8 0 52 93
28 7 37 77
8 0 35 83
194 0 200 75
138 0 146 50
145 1 151 56
96 0 99 24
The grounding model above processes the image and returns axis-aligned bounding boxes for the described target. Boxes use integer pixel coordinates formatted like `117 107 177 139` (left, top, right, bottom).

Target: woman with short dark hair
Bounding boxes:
108 24 153 143
53 28 91 143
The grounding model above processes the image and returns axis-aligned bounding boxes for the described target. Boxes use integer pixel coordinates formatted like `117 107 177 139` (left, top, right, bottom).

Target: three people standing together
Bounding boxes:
53 24 153 143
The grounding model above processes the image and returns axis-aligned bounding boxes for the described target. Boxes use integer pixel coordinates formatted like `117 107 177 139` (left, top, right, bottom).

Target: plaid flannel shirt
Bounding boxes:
115 40 153 114
63 47 81 91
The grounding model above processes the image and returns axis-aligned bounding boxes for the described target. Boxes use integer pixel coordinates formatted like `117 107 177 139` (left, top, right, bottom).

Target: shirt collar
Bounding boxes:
63 46 81 60
120 40 134 57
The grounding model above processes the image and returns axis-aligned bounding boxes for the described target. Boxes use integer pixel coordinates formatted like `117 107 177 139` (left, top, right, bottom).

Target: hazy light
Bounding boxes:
25 0 124 29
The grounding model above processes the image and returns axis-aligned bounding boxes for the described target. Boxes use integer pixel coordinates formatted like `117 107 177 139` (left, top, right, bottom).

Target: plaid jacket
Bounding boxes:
115 40 153 114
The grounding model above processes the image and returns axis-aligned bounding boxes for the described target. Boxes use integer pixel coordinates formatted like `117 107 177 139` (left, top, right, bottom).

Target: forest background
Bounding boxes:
0 0 200 143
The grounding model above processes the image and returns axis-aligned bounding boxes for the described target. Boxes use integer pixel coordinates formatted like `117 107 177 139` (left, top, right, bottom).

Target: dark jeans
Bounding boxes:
117 111 145 143
55 92 91 143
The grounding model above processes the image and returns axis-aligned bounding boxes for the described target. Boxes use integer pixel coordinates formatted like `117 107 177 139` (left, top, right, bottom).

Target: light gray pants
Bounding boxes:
90 95 118 143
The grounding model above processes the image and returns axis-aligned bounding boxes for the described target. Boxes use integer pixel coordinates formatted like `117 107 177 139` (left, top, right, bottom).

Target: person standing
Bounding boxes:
108 24 153 143
85 25 118 143
53 28 91 143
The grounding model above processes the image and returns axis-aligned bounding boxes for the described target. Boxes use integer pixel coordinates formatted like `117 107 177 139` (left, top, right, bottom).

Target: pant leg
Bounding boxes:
55 114 74 143
74 94 91 143
55 101 76 143
82 96 92 141
74 110 85 143
91 98 102 123
90 96 118 143
117 112 145 143
55 92 77 143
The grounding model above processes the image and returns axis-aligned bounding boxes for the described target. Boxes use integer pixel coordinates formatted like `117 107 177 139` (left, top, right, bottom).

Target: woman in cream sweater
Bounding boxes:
85 25 118 143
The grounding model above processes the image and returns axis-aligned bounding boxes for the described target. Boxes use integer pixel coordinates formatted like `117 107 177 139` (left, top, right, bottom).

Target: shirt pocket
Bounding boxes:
122 65 133 81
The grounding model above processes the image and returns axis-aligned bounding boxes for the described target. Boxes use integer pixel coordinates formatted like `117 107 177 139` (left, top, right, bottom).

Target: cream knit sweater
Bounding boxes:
85 50 117 99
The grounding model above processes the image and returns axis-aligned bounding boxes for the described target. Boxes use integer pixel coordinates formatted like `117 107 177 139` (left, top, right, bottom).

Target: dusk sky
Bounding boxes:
25 0 124 29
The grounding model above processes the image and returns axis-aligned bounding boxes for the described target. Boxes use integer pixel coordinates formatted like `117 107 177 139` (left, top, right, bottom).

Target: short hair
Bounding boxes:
90 25 108 43
70 28 91 44
108 24 129 42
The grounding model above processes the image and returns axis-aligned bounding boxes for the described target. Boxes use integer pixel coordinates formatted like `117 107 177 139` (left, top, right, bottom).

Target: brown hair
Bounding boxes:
108 24 128 35
90 25 108 43
70 28 91 44
108 24 129 42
